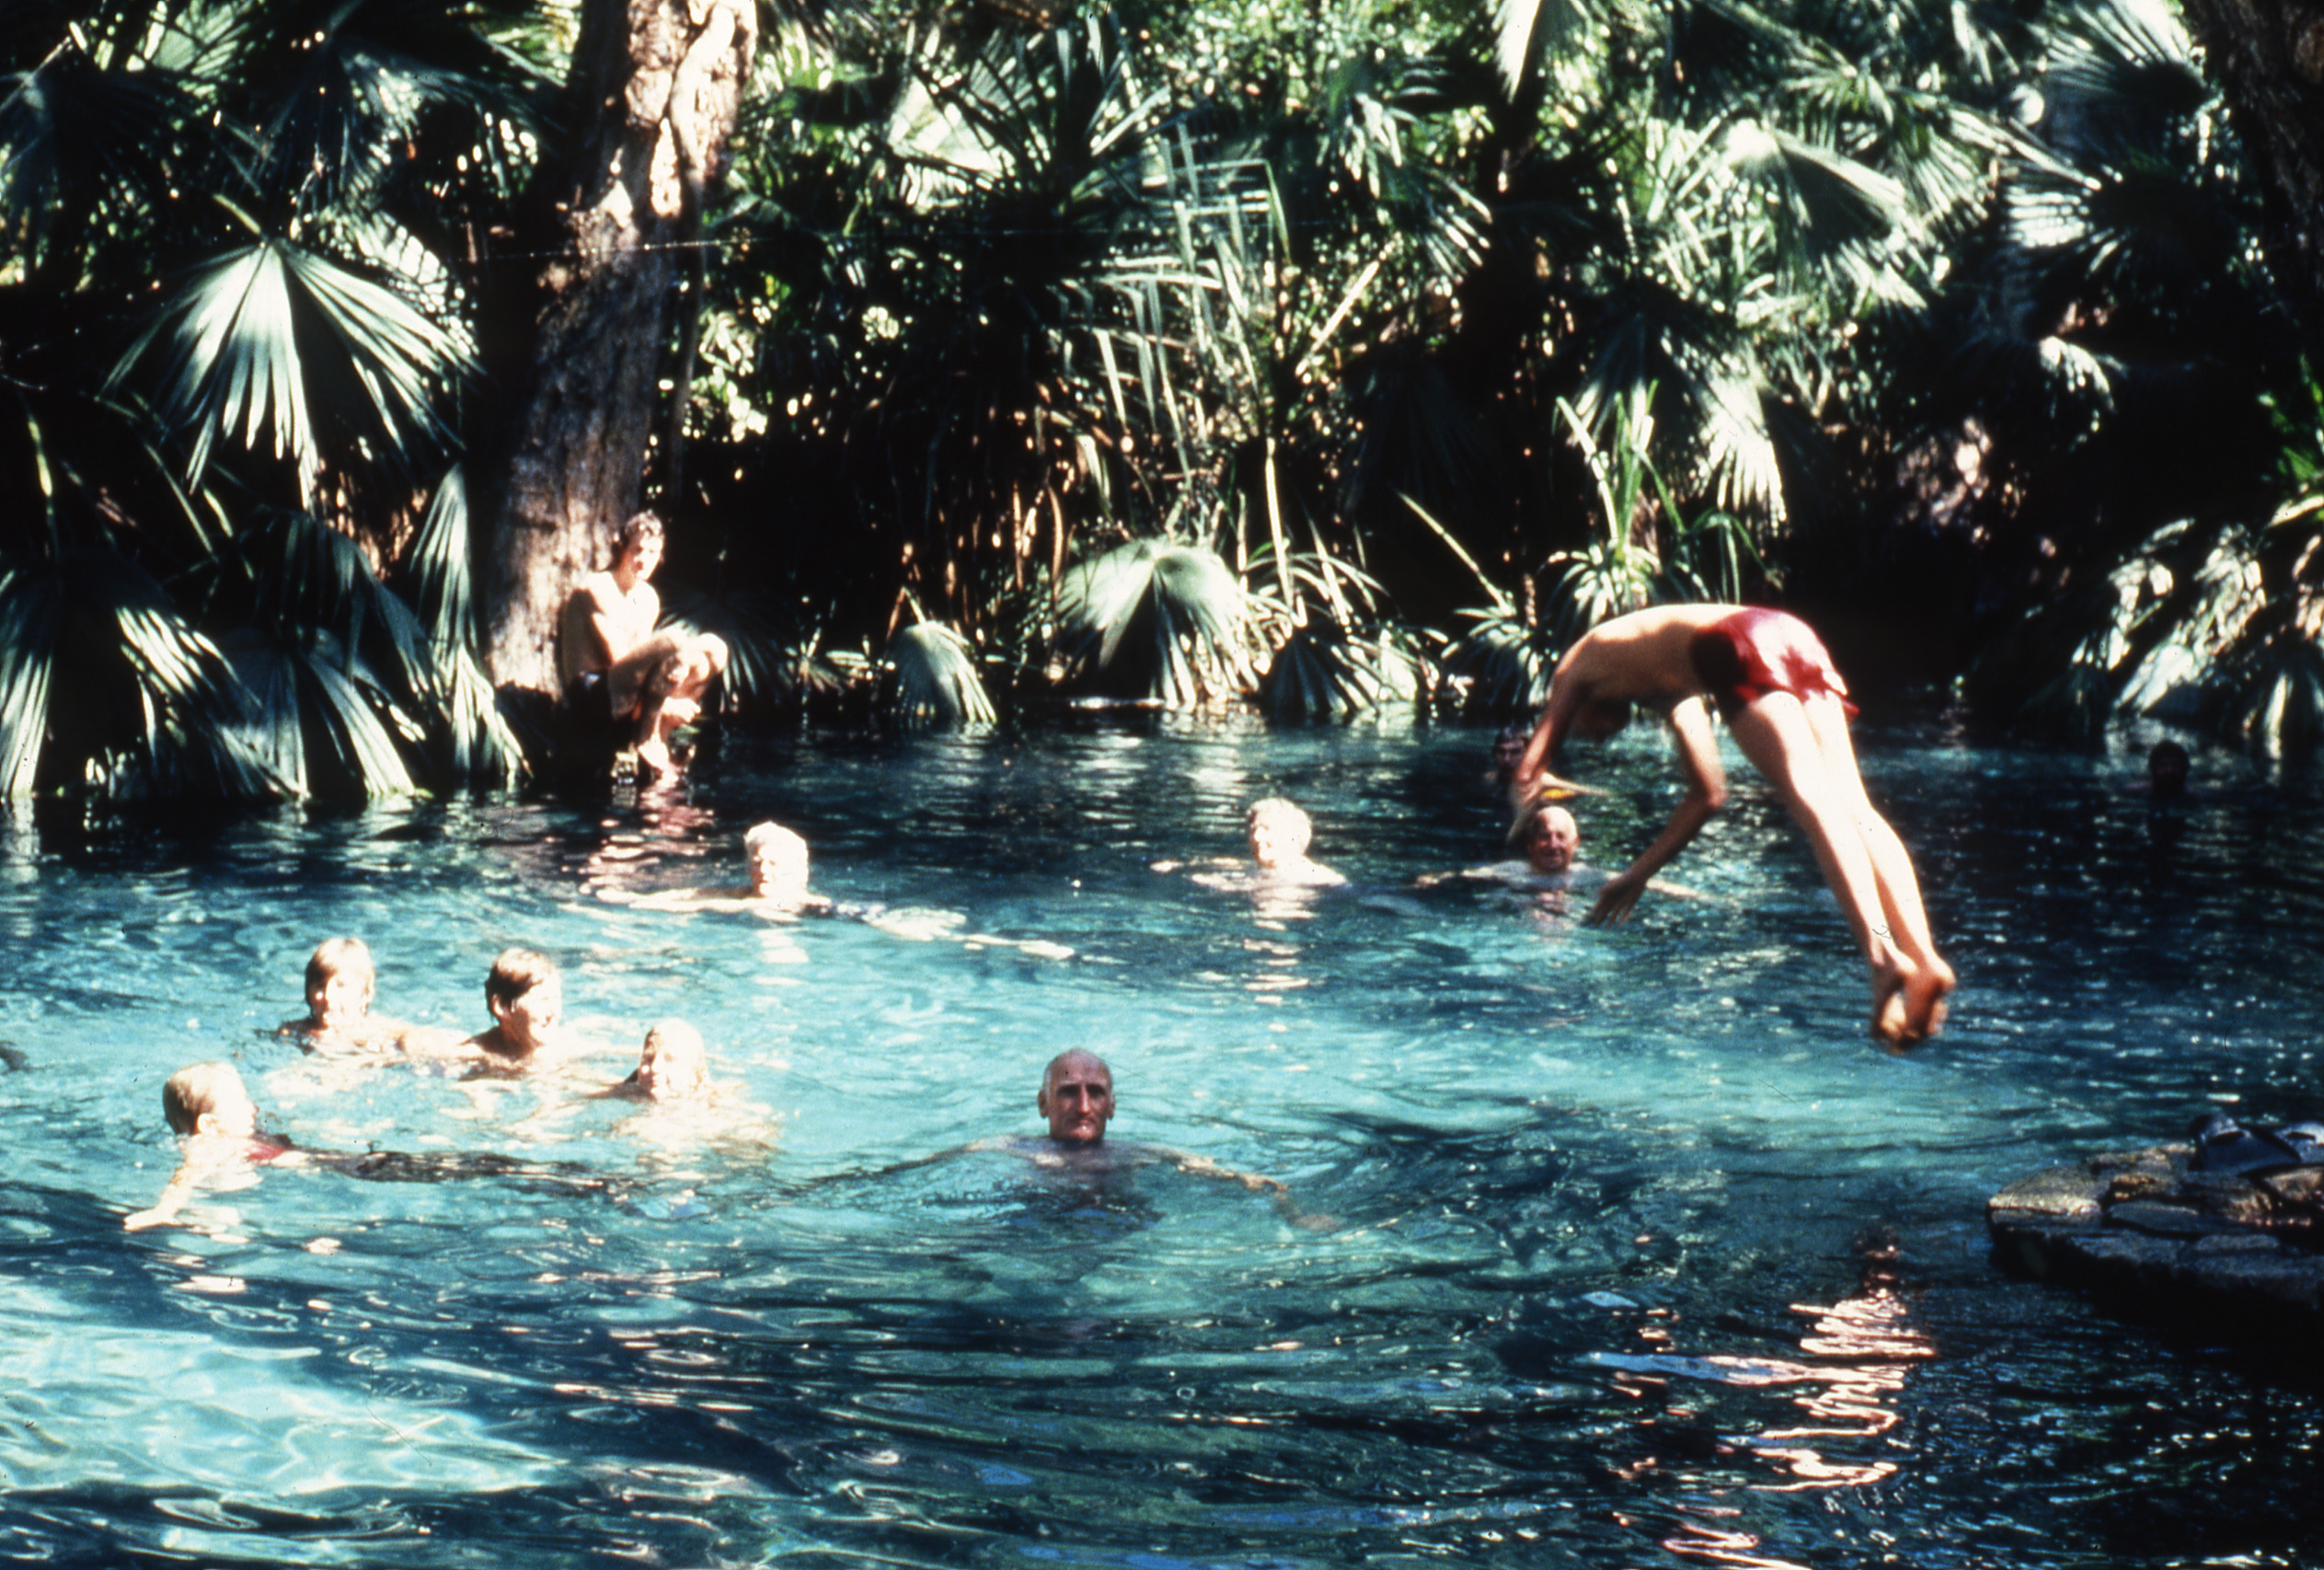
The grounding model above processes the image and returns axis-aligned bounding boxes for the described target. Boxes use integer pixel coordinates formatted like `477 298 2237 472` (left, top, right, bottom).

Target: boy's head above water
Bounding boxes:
161 1061 259 1138
483 948 562 1054
304 937 375 1031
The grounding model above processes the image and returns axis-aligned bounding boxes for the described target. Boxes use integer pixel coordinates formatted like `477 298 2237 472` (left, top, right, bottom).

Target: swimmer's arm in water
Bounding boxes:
1589 696 1724 928
1153 856 1243 875
400 1030 490 1062
1161 1149 1336 1230
123 1163 202 1230
790 1137 1013 1189
124 1140 315 1230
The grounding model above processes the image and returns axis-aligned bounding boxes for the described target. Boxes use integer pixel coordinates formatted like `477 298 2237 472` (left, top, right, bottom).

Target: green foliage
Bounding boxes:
1949 0 2324 752
6 0 2322 788
1054 537 1264 705
110 237 473 510
885 620 997 726
0 0 545 797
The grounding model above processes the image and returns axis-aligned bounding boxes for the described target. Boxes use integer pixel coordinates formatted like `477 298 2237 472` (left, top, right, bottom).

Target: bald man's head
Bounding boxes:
1038 1050 1115 1144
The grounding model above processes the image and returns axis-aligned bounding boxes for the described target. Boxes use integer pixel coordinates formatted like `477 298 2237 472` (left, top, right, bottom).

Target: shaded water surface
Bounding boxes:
6 717 2324 1568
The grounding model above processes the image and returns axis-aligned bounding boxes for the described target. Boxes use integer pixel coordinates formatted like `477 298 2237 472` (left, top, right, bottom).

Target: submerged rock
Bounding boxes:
1988 1143 2324 1345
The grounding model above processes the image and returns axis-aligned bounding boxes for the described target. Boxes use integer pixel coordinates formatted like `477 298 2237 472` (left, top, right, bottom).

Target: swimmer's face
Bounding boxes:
748 837 810 899
1247 808 1310 869
1524 808 1580 874
493 975 562 1052
639 1031 708 1102
1039 1056 1114 1145
307 967 373 1032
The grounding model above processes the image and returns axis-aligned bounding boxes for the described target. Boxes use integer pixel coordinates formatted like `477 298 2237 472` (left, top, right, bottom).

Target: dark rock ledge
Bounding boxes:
1988 1145 2324 1344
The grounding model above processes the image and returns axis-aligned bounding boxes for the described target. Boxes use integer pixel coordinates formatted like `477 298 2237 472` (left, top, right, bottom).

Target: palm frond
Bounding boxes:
109 237 472 506
1494 0 1604 98
2042 0 2208 147
434 642 523 786
214 0 554 218
887 621 997 726
1262 616 1433 718
72 549 285 798
1723 120 1916 300
0 37 201 285
1055 538 1261 706
1442 607 1558 715
407 466 477 650
0 565 63 797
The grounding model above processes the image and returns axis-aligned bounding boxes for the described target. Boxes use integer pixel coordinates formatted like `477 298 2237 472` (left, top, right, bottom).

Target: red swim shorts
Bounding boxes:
1686 607 1855 717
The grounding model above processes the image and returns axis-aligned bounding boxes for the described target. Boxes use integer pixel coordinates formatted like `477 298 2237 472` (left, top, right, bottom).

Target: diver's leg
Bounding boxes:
1724 693 1924 1041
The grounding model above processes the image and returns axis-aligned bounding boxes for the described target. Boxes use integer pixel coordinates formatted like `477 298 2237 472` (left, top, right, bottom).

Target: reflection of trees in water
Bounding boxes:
1585 1230 1935 1566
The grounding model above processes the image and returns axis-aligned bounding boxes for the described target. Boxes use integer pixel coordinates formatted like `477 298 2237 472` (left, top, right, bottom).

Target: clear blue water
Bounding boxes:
6 715 2324 1568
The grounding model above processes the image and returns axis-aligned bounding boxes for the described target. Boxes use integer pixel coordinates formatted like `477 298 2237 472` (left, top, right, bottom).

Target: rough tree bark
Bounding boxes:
480 0 756 698
2179 0 2324 362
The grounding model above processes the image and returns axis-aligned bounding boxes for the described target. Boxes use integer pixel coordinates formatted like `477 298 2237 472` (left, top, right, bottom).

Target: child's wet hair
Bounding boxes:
484 948 558 1010
161 1061 247 1136
305 936 374 996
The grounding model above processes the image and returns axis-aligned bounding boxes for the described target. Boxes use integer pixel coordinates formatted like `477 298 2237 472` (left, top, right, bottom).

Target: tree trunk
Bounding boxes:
480 0 756 698
2180 0 2324 362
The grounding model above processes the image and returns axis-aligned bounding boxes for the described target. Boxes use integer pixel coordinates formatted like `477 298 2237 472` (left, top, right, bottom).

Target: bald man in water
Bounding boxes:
984 1052 1324 1227
1038 1048 1118 1147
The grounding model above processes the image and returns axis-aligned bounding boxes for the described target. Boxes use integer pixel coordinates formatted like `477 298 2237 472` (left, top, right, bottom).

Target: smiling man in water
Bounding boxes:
1006 1051 1329 1228
1039 1049 1116 1146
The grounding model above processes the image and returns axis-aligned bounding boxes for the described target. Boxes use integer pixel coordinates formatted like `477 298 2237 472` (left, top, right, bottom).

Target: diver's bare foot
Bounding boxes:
1870 959 1912 1045
1902 961 1954 1043
634 740 676 782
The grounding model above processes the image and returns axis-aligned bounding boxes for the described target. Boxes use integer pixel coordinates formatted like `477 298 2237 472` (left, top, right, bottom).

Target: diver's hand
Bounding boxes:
1585 870 1649 927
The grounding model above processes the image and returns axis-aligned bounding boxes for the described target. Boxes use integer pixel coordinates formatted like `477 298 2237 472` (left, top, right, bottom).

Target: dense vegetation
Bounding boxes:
4 0 2321 799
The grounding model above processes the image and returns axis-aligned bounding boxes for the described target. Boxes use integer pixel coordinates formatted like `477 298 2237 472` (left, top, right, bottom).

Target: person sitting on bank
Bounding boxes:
1510 602 1954 1044
558 509 730 779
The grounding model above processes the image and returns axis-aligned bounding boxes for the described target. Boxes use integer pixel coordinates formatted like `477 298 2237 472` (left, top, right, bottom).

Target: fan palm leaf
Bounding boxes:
1055 538 1261 706
0 33 204 291
1493 0 1612 98
0 548 285 798
215 628 420 797
0 565 63 797
887 620 997 726
1442 607 1559 715
406 465 477 650
202 506 518 794
1261 615 1432 718
110 237 473 508
209 0 554 217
